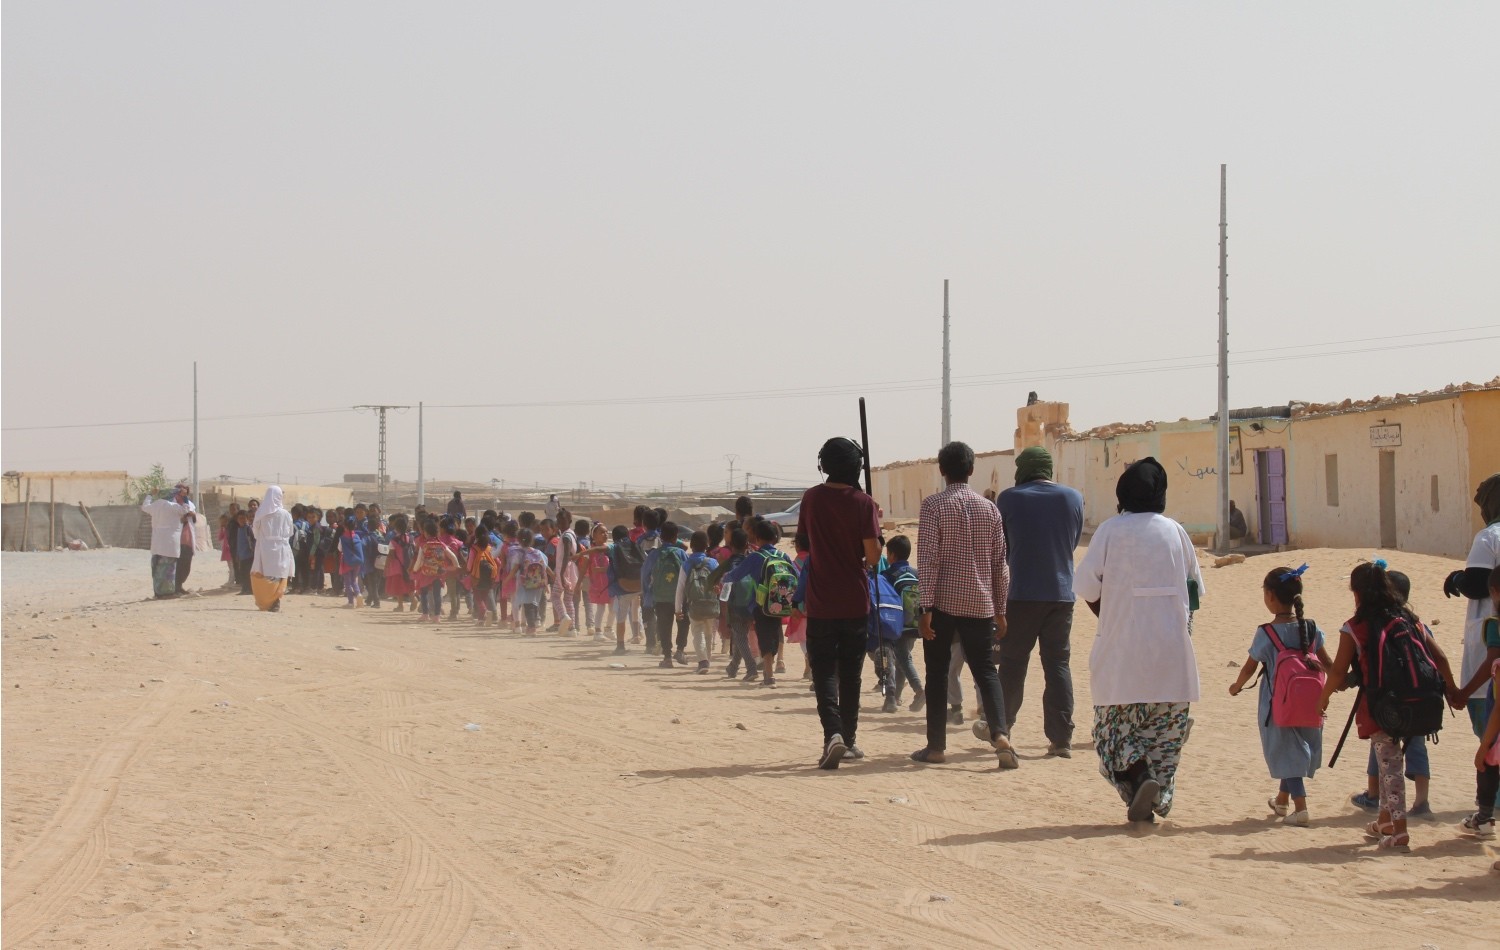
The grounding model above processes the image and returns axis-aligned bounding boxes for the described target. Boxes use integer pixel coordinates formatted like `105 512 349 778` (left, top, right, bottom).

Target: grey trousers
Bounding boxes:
997 600 1076 745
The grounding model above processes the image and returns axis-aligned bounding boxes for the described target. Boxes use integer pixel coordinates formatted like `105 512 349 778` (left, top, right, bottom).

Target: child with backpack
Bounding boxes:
498 521 519 630
784 534 811 680
1228 565 1334 827
574 523 614 641
717 517 797 687
412 516 459 623
881 535 925 711
1319 560 1459 850
469 531 501 627
1351 571 1435 817
384 513 416 612
675 530 721 673
648 522 688 667
714 527 759 681
1458 566 1500 841
507 530 552 635
337 515 366 608
604 525 642 653
636 511 662 652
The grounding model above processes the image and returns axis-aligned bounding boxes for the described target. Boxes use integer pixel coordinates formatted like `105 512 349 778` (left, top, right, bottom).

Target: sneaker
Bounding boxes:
725 668 739 679
1350 791 1380 810
675 650 687 665
742 671 759 684
697 660 710 674
1282 810 1311 828
909 688 926 713
843 745 865 760
1460 812 1497 838
1408 800 1433 818
776 661 786 674
612 645 627 656
658 658 674 669
762 676 778 688
947 706 964 726
971 720 989 742
818 736 847 770
1268 798 1290 817
881 696 898 713
1046 742 1073 759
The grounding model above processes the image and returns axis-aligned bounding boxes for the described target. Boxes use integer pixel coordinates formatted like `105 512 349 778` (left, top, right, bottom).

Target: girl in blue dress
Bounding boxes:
1229 566 1334 827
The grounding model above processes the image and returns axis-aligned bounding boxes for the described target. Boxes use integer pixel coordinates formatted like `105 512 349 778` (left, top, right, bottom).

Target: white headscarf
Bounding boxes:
256 486 285 520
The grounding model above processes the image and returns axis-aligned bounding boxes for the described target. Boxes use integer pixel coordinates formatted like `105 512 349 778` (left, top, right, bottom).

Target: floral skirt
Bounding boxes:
1092 702 1193 818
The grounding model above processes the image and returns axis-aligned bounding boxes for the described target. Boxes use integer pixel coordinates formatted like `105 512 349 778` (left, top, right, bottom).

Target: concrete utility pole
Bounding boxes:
1215 164 1231 554
354 404 410 506
725 454 739 493
191 362 200 502
941 279 951 447
417 402 425 507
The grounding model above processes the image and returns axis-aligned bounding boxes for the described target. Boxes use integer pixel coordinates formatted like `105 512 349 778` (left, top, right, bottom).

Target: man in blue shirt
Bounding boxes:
993 446 1084 758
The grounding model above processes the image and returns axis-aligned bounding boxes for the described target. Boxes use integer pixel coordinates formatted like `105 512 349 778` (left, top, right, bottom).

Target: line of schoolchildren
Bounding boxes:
1226 559 1499 857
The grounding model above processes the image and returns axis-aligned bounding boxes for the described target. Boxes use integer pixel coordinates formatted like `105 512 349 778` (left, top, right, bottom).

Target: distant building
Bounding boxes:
873 383 1500 558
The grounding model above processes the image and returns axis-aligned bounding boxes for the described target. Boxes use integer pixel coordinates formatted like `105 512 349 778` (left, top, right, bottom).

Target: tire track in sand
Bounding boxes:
2 682 186 949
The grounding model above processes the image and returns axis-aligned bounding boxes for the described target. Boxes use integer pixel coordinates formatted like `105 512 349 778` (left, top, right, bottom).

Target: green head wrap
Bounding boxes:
1015 447 1054 485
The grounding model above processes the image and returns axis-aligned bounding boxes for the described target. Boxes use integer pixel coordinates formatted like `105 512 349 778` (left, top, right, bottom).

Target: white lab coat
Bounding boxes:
251 486 296 579
141 496 188 558
1072 512 1203 706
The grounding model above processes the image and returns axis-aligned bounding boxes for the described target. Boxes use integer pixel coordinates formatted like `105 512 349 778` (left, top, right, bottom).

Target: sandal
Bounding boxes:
1364 820 1394 839
1268 798 1289 817
910 748 946 764
1377 832 1410 851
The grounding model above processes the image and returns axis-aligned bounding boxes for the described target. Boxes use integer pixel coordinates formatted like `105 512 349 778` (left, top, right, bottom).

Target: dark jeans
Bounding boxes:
642 603 657 650
885 635 922 698
292 552 310 591
656 610 677 660
1479 765 1499 820
921 609 1008 752
998 600 1076 745
235 557 252 593
176 544 194 592
807 616 868 746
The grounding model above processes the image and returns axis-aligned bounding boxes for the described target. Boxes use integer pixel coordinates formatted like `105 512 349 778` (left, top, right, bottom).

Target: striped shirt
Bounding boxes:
917 482 1010 618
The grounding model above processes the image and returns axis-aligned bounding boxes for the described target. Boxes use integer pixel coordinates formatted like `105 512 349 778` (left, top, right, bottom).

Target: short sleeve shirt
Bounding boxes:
800 483 880 620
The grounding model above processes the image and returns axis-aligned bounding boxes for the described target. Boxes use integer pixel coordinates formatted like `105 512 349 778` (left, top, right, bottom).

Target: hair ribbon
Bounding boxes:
1278 563 1310 583
1372 558 1388 570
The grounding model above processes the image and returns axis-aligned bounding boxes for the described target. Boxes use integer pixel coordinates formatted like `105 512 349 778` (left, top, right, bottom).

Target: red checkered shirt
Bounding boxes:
917 482 1010 618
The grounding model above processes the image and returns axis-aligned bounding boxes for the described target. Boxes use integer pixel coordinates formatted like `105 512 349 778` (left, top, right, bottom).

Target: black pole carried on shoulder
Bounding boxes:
858 397 873 498
1327 690 1361 768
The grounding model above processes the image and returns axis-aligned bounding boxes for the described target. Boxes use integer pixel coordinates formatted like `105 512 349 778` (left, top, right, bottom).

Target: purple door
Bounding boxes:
1258 449 1288 545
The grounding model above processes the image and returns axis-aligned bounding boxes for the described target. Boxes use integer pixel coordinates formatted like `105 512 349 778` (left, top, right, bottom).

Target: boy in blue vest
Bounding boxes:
882 535 925 713
637 510 663 653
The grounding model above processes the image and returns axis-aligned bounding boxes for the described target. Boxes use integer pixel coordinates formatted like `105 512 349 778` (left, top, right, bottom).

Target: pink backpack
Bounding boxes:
1263 622 1326 729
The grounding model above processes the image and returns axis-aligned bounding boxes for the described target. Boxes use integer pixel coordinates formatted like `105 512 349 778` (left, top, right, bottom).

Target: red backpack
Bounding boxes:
1262 621 1326 729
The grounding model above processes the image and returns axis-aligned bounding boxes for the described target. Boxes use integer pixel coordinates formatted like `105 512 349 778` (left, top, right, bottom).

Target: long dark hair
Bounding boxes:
1350 561 1416 632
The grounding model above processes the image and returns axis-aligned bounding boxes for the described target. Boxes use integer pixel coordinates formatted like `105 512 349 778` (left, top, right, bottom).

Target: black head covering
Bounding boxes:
1116 457 1168 514
818 437 864 485
1476 473 1500 525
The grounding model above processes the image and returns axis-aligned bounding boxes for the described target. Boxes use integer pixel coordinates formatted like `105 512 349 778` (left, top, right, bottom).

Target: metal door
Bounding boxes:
1257 449 1288 545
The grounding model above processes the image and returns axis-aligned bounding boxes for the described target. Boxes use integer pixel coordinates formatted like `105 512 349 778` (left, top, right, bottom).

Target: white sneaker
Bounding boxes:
1282 810 1310 827
1268 798 1290 817
1460 812 1497 838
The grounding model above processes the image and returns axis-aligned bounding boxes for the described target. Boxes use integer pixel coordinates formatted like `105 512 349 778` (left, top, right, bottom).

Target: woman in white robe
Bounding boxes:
1073 458 1203 822
251 486 295 611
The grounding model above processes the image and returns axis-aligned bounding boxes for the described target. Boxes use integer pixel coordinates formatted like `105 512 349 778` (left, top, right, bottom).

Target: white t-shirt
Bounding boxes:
1073 512 1203 706
1461 523 1500 685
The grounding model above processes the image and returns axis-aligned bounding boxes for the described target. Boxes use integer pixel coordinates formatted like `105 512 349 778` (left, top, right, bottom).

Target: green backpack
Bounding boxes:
685 558 721 621
651 545 685 605
755 550 799 617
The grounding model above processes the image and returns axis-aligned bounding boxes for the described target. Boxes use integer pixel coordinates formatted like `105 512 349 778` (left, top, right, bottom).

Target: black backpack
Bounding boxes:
1364 615 1446 741
611 539 644 592
477 556 496 588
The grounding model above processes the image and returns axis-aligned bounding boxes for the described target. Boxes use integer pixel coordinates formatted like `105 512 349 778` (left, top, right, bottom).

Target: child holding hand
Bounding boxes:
1230 565 1332 827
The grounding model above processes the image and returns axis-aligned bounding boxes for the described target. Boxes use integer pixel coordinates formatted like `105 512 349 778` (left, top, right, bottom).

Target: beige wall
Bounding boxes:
1 472 130 507
1460 390 1500 537
1288 398 1475 558
208 484 355 511
873 452 1015 520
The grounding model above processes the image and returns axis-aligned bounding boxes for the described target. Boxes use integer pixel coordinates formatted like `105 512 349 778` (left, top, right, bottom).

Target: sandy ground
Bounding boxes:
2 543 1495 949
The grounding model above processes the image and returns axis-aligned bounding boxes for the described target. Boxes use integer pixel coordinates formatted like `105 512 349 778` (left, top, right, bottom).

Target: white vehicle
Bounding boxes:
763 500 800 534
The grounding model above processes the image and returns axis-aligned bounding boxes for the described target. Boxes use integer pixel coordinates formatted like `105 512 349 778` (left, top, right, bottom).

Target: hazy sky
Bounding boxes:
5 2 1497 493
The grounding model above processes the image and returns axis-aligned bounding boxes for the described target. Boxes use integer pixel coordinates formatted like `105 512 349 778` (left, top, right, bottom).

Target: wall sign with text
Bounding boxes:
1369 424 1402 448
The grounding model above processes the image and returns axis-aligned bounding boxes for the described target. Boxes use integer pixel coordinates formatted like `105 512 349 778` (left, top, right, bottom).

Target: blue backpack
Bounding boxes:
866 573 905 649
